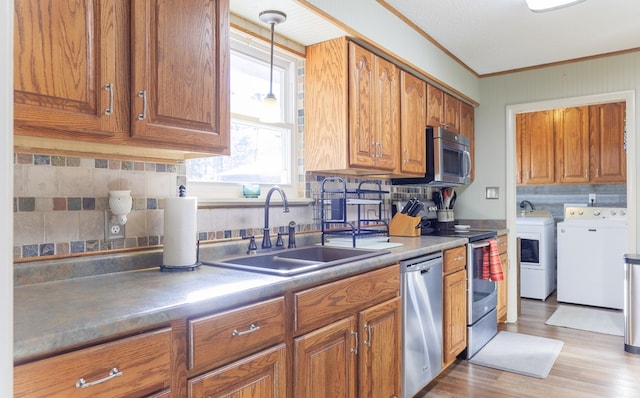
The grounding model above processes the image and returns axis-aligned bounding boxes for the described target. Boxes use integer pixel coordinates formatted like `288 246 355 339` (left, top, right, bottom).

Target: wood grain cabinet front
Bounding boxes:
14 0 229 157
496 234 509 323
188 297 285 375
14 327 172 398
293 264 401 398
442 246 467 367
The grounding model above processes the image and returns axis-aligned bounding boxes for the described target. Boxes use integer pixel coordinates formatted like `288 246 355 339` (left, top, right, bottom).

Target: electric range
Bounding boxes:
422 228 497 242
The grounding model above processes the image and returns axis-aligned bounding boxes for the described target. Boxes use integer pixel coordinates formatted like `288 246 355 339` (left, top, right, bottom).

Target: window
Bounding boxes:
187 31 298 197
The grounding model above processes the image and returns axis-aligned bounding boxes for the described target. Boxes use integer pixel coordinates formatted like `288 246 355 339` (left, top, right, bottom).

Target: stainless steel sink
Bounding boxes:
203 246 389 276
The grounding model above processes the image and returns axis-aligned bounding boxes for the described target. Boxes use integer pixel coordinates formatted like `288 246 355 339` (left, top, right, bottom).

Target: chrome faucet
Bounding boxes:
519 200 535 211
262 186 290 249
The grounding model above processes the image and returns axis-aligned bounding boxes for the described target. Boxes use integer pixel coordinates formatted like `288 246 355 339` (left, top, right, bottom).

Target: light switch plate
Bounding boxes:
486 186 499 199
105 210 126 240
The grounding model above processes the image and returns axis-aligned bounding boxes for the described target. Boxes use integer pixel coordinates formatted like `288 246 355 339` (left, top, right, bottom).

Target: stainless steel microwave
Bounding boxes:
392 126 471 186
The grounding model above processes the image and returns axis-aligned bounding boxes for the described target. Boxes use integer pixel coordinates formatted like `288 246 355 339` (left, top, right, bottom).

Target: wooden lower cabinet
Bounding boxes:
294 297 401 398
293 264 401 398
497 234 509 323
442 246 467 367
14 328 173 398
188 344 287 398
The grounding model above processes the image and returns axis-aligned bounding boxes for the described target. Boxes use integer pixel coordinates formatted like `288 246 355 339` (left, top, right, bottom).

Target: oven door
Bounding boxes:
467 240 498 324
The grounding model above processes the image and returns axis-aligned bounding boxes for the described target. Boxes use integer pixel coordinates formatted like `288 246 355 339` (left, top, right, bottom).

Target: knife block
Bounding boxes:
389 213 421 237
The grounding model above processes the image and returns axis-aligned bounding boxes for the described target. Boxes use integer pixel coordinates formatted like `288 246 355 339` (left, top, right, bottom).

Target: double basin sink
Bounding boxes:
203 246 390 276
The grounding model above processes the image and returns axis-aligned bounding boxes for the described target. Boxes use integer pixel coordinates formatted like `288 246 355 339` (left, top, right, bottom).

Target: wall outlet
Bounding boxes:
588 193 597 204
105 211 126 240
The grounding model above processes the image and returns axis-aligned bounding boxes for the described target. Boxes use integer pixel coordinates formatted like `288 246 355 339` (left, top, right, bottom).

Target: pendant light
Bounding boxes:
258 10 287 123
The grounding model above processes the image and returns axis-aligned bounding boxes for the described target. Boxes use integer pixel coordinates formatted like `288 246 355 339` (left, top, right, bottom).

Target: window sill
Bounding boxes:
197 198 313 209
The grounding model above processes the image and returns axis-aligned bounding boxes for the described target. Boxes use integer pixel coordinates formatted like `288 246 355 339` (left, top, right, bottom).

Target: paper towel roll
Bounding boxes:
163 196 198 267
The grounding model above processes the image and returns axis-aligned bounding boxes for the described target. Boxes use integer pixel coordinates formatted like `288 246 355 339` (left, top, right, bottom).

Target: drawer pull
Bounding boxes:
232 323 260 337
455 256 464 261
75 367 122 389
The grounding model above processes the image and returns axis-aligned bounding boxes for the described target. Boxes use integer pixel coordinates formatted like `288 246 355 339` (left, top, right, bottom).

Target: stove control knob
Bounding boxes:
620 210 626 216
578 210 584 215
593 210 601 216
610 210 617 216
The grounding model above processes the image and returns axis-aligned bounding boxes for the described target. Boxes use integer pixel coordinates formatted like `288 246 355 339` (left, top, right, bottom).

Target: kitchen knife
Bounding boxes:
408 201 424 217
449 191 457 209
400 199 414 214
406 199 420 216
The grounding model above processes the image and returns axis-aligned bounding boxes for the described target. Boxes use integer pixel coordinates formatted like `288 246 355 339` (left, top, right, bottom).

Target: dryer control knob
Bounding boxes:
593 210 601 216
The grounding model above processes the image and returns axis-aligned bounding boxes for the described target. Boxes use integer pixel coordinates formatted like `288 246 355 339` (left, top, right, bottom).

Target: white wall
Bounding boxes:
2 1 13 395
305 0 480 101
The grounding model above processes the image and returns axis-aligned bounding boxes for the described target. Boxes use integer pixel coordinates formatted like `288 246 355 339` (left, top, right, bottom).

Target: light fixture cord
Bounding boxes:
269 22 275 97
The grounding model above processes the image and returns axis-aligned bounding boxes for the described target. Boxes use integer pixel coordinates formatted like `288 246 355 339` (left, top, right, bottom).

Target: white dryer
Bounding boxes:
517 210 556 300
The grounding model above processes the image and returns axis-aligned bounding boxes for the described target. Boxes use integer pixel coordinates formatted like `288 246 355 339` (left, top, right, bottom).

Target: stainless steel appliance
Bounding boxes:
422 227 498 358
557 206 628 309
624 253 640 354
400 253 443 398
391 126 471 187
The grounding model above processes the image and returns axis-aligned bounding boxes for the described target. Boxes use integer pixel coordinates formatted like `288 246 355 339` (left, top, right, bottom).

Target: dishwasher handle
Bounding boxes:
401 253 443 273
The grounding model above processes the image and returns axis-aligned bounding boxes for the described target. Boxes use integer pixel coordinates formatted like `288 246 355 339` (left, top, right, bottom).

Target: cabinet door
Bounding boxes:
374 56 400 171
555 106 590 184
188 344 287 398
294 317 357 398
131 0 229 154
443 269 466 366
515 114 523 184
459 101 475 181
349 43 377 169
359 297 402 398
14 0 123 137
497 252 509 323
426 84 444 127
519 110 555 185
443 93 460 132
399 71 426 175
589 101 626 183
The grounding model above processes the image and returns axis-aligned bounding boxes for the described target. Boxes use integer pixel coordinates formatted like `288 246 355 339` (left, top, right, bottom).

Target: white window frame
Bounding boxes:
188 29 301 201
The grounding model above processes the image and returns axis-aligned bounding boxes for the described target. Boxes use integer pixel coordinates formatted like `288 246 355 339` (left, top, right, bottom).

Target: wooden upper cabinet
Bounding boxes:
443 93 460 133
555 106 590 184
589 101 626 183
305 37 400 174
14 0 230 157
399 71 427 175
348 43 398 171
14 0 125 137
130 0 229 154
426 84 444 127
518 110 555 185
459 101 475 181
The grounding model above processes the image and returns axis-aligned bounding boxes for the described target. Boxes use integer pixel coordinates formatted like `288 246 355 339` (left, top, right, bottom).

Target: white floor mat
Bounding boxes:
545 305 624 336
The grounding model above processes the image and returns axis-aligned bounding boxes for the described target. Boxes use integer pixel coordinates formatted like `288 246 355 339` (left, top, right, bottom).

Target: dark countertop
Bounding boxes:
14 235 470 362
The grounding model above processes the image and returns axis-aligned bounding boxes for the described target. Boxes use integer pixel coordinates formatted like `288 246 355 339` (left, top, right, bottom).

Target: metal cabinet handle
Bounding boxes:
363 324 371 347
455 256 464 261
232 323 260 337
104 83 113 116
75 367 122 389
351 331 358 354
137 90 147 120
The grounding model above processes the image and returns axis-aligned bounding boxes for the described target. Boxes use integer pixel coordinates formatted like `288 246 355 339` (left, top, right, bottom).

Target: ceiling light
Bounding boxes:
525 0 586 12
258 10 286 123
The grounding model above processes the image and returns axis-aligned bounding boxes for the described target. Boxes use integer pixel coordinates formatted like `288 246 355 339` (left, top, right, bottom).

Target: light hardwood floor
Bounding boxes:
418 294 640 397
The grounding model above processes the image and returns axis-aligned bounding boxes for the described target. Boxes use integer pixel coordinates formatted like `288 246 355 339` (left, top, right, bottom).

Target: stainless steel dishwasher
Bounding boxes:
401 253 443 398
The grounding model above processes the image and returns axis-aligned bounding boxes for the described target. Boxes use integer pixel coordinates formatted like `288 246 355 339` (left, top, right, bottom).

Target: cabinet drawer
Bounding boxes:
188 344 287 397
189 297 285 373
14 328 171 398
497 234 508 254
443 246 466 274
294 264 400 333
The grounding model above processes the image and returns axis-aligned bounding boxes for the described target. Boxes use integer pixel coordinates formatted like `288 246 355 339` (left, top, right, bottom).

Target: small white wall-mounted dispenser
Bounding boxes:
109 190 133 225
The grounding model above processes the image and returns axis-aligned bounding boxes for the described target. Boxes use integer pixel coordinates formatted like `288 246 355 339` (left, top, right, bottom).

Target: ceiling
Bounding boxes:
230 0 640 76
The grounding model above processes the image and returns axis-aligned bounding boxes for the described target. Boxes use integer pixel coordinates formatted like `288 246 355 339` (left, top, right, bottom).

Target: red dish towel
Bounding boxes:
482 239 504 281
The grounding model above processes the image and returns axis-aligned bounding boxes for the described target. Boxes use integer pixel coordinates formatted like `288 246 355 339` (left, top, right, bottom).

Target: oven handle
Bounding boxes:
470 240 490 249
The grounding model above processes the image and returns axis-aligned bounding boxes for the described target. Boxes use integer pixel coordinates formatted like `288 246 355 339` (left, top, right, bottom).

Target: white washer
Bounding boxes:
517 210 556 300
557 206 628 309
